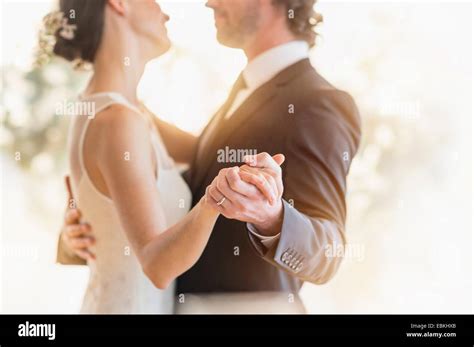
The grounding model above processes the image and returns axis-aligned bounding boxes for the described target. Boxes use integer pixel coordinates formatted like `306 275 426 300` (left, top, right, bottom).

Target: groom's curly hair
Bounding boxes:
272 0 323 48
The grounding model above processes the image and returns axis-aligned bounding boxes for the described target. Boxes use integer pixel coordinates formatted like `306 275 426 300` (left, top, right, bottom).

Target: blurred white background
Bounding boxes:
1 0 472 313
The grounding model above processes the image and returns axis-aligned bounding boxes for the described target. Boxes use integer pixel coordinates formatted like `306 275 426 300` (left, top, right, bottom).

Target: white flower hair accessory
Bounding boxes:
42 10 77 40
58 16 77 40
35 10 78 67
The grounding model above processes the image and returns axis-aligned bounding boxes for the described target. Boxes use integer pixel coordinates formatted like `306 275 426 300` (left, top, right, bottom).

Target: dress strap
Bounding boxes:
77 92 143 174
77 92 174 176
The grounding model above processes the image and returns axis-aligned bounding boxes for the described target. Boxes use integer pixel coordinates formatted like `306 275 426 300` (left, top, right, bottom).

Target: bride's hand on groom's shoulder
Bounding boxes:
205 153 286 237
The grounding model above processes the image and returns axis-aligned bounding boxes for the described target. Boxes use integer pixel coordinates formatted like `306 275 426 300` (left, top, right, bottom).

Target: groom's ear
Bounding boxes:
107 0 126 16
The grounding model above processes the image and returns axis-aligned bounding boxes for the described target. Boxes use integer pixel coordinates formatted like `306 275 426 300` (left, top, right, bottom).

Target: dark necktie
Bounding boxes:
195 73 247 162
218 73 247 119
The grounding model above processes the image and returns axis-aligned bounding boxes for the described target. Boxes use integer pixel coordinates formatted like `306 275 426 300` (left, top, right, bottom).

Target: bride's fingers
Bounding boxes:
204 186 225 214
206 179 232 209
205 178 220 201
238 170 276 204
208 185 226 204
215 168 248 204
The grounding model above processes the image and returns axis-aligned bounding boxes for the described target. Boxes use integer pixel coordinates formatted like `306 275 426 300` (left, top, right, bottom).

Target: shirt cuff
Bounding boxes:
247 223 281 249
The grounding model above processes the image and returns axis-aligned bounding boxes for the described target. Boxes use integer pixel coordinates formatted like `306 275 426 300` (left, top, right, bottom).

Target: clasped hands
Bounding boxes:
204 152 285 236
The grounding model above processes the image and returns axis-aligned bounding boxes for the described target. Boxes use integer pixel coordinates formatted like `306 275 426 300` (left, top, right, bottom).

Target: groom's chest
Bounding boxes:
189 88 296 196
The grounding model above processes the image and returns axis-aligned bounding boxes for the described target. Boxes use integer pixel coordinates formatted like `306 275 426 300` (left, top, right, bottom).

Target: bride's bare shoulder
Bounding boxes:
92 104 147 130
86 104 152 155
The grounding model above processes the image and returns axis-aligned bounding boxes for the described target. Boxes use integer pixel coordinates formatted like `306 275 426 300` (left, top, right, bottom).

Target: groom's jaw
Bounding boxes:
213 12 227 27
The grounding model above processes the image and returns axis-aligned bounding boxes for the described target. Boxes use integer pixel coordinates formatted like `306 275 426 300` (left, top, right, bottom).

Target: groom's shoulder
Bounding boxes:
288 69 360 129
297 68 354 106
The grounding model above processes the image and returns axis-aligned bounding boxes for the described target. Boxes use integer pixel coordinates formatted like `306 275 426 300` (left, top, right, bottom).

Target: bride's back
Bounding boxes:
67 92 191 313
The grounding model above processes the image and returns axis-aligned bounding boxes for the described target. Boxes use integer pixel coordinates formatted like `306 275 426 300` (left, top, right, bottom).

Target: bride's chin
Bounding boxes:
154 39 172 57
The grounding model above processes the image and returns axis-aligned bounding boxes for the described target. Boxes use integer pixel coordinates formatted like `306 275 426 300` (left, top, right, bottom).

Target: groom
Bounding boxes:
58 0 361 313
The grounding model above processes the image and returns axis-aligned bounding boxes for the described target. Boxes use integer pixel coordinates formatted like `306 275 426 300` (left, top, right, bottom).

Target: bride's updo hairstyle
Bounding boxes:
53 0 107 64
36 0 107 67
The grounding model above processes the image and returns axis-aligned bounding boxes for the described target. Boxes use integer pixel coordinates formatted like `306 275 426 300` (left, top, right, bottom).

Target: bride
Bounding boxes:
44 0 277 313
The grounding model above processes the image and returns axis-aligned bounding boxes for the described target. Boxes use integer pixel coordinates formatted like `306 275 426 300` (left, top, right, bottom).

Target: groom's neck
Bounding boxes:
242 21 298 61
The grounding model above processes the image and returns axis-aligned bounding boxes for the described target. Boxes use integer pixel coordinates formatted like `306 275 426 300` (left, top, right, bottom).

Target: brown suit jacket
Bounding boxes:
57 59 361 295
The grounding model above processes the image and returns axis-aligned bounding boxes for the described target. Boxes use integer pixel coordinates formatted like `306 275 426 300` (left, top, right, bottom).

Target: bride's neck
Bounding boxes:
85 39 146 105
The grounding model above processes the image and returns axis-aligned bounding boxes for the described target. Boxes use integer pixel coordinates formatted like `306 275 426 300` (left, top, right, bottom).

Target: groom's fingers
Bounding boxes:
61 228 96 261
75 249 96 261
65 208 81 225
69 236 95 249
225 167 263 199
240 165 282 197
243 152 284 176
272 154 285 166
242 152 285 196
237 170 275 204
64 224 93 238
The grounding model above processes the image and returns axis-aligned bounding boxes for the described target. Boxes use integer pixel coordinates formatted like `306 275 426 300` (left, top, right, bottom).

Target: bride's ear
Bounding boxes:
107 0 126 16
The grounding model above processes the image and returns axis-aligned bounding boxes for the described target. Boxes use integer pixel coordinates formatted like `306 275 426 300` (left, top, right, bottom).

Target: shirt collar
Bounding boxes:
243 40 309 90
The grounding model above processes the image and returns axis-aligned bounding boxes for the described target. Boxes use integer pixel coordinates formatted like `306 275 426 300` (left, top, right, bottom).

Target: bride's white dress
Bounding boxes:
68 92 191 313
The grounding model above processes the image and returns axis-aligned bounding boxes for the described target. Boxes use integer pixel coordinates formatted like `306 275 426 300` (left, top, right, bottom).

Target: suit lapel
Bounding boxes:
191 85 277 192
191 59 314 193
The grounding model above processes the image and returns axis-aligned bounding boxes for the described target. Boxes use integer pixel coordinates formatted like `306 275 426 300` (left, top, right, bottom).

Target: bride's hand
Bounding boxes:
205 166 275 210
204 153 285 231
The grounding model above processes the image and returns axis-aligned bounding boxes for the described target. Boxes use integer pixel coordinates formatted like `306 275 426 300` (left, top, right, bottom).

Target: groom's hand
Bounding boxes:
61 208 96 261
205 153 285 236
61 177 95 261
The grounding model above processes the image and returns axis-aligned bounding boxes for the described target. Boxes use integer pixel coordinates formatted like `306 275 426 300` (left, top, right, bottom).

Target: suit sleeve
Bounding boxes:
247 90 361 284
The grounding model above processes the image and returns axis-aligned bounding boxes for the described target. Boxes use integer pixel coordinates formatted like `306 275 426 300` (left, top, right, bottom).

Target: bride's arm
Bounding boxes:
141 104 198 165
95 107 218 289
153 117 198 165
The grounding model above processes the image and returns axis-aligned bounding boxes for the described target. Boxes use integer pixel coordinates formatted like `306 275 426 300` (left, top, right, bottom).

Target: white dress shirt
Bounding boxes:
224 41 309 247
224 40 309 119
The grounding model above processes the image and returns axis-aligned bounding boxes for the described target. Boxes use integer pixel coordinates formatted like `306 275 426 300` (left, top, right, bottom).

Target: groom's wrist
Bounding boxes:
252 199 284 237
